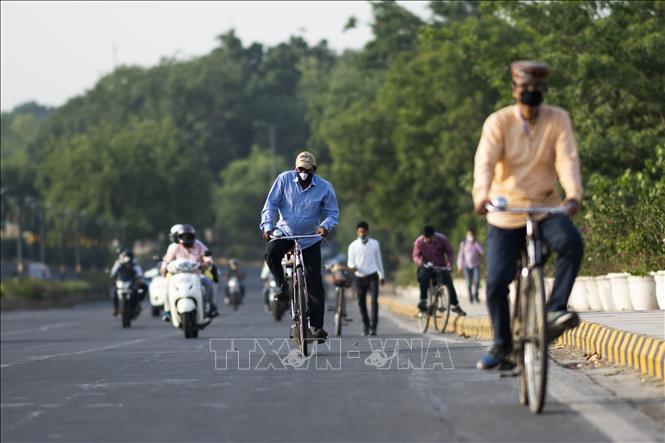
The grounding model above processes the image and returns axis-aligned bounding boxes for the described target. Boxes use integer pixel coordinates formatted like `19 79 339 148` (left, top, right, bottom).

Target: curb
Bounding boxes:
380 297 665 381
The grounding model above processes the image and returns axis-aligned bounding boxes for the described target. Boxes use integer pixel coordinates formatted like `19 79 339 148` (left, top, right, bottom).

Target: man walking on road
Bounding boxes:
412 226 466 317
260 151 339 342
457 228 484 304
347 221 385 336
473 61 583 370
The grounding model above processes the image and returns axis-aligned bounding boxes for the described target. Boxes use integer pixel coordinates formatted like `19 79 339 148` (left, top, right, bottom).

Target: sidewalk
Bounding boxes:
381 280 665 381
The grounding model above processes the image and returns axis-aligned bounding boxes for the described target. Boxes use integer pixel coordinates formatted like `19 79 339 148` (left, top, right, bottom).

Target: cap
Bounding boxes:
510 61 549 84
295 151 317 170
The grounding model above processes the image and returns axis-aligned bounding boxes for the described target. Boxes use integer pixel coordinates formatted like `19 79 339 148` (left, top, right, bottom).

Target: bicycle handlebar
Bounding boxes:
423 264 451 272
484 197 568 215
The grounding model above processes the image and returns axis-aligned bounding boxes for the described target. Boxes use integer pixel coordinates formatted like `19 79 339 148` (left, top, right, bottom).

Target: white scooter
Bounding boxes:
145 260 167 317
165 259 211 338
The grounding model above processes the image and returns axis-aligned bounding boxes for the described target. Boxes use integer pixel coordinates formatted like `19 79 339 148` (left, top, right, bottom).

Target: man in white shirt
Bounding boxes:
347 221 385 336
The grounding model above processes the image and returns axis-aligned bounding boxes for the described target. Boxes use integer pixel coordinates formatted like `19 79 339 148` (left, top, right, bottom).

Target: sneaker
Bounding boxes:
361 326 369 336
451 305 467 316
547 311 580 343
271 284 289 302
162 311 172 322
369 329 377 336
209 304 219 318
112 308 118 317
476 344 515 370
312 328 328 343
417 301 427 312
224 297 230 305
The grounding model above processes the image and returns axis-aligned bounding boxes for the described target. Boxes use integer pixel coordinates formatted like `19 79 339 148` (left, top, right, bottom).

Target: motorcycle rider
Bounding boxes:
109 248 147 316
160 224 218 320
224 259 245 305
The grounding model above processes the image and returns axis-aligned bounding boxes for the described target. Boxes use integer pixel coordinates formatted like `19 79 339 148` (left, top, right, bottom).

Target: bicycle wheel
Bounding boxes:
433 285 451 333
295 267 309 357
512 276 528 406
418 283 434 333
334 287 343 336
521 266 548 413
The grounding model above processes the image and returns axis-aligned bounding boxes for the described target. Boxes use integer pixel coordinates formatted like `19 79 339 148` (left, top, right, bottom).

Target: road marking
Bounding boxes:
1 322 79 337
1 410 44 433
548 365 656 442
0 333 173 369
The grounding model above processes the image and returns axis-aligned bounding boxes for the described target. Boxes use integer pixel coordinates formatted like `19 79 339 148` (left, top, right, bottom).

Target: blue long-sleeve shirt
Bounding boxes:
260 171 339 249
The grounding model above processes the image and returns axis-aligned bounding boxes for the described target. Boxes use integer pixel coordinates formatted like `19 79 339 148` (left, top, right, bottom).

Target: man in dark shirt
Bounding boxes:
412 226 466 316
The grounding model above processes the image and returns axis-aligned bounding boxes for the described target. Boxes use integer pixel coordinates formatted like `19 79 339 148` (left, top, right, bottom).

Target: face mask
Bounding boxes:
359 235 368 243
466 235 474 242
519 90 543 107
299 172 309 181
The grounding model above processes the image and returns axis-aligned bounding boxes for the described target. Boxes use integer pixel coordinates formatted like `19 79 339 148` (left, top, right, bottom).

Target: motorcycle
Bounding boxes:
165 259 211 338
145 257 167 317
114 270 140 328
266 276 288 321
226 276 242 311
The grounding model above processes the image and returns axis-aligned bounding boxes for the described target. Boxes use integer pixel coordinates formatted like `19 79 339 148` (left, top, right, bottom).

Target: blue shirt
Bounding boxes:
260 171 339 249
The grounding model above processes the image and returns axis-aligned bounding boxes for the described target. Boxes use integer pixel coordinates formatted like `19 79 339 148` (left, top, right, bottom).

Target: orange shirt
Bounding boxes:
472 104 583 229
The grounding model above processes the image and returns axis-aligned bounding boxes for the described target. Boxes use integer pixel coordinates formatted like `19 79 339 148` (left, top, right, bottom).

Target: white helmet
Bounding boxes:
169 224 183 243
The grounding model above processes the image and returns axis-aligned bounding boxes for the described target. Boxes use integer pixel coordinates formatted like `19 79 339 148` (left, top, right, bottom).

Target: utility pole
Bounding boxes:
15 199 23 276
39 204 46 264
269 124 277 183
74 213 82 275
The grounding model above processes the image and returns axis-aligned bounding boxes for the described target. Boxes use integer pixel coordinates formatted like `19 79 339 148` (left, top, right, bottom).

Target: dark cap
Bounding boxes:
510 61 549 83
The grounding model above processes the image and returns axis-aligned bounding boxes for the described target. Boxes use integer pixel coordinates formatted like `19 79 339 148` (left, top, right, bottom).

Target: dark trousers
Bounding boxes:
355 273 379 331
486 214 583 349
463 266 480 302
417 268 460 306
265 240 325 329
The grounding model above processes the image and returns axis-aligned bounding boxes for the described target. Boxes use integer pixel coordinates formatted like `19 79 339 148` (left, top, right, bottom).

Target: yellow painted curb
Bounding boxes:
380 297 665 381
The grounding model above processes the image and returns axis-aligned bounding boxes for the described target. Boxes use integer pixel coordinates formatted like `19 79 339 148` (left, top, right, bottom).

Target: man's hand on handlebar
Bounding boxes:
316 226 328 237
475 198 492 215
263 230 272 242
562 199 580 216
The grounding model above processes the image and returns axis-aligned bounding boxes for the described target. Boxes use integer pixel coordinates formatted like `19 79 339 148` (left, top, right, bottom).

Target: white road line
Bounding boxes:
1 322 79 337
1 410 44 433
385 305 660 442
0 333 174 369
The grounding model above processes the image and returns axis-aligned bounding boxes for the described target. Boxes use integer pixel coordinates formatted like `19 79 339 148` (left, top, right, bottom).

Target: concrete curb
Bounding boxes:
380 297 665 381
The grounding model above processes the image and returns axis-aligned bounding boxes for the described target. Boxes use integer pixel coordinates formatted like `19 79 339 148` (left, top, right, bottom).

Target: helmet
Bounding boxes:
120 248 134 263
169 224 183 243
229 259 238 270
176 224 196 247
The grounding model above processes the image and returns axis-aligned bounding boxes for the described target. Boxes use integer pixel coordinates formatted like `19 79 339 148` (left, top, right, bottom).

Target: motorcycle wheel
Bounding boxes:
183 311 198 339
121 299 132 328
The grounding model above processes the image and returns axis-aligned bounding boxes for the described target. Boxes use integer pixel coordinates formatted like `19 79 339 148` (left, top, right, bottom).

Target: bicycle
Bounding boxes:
417 264 452 334
486 197 567 414
325 264 353 336
270 230 322 356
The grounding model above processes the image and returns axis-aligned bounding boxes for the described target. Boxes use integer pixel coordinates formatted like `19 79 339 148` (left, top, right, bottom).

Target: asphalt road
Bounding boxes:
1 272 661 442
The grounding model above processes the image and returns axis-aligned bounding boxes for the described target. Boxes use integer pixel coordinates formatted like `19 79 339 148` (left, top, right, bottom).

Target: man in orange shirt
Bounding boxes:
473 61 583 370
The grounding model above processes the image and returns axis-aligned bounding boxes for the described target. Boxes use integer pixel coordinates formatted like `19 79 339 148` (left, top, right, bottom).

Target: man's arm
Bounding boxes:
412 239 423 267
554 111 583 213
160 244 177 275
456 242 465 270
319 185 340 232
375 241 385 282
109 260 120 278
472 113 504 214
260 175 284 234
347 242 356 270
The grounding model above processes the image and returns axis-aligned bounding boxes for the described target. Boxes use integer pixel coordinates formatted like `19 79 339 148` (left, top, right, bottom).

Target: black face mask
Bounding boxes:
520 90 544 107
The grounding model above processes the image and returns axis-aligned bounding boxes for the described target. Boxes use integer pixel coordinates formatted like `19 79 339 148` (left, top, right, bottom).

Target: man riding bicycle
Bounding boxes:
261 151 339 342
412 226 466 317
473 61 583 370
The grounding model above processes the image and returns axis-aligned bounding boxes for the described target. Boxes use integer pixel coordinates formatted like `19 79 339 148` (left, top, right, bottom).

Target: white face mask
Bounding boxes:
299 172 309 181
466 235 474 242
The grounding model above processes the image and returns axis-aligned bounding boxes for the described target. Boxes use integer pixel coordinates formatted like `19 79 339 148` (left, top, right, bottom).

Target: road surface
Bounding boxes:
1 272 662 442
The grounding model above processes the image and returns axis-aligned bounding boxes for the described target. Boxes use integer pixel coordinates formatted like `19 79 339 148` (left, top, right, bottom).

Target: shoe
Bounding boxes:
547 311 580 343
369 330 377 336
224 297 230 305
417 301 427 312
312 328 328 343
271 284 289 302
451 305 467 316
476 344 515 370
362 326 369 336
209 304 219 318
162 311 171 322
112 308 118 317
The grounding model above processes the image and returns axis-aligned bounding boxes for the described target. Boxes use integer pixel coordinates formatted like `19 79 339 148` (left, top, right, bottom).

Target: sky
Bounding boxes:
1 1 431 112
